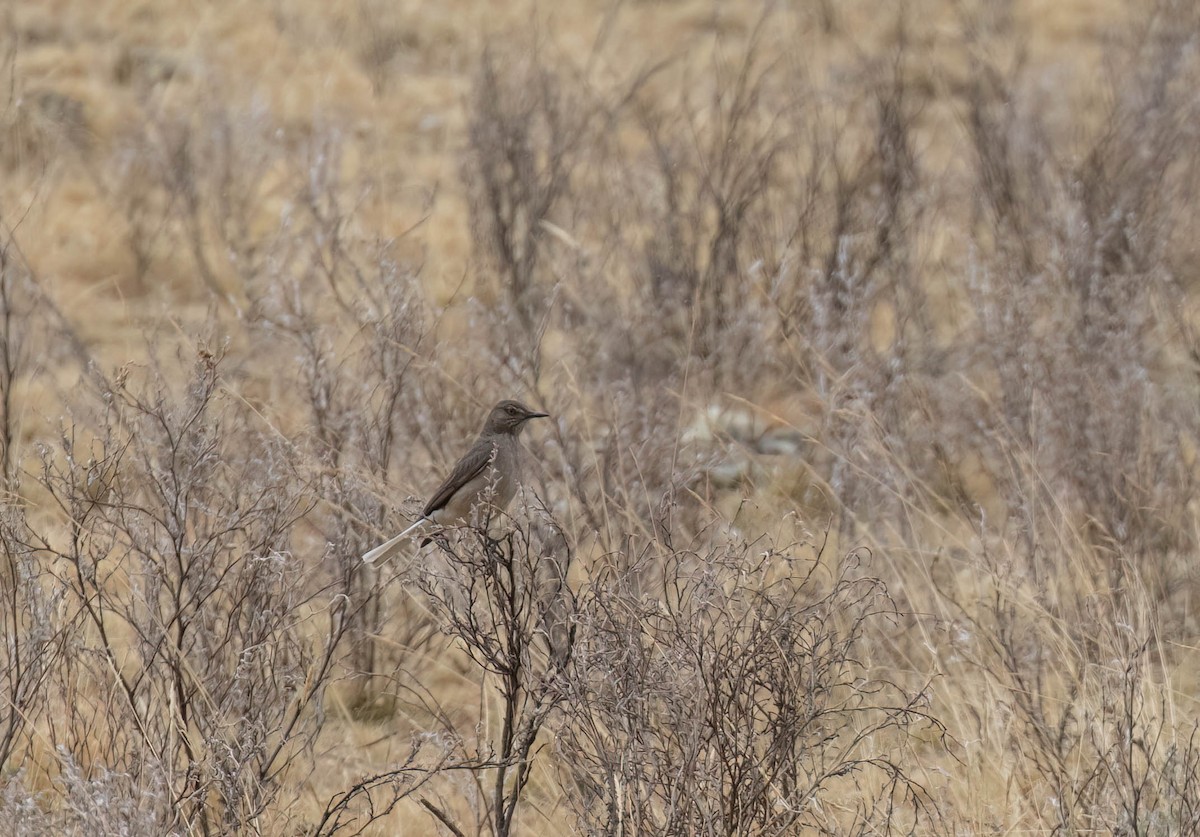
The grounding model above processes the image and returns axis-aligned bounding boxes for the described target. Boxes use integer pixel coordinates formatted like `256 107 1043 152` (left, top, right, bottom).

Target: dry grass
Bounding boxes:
3 0 1200 833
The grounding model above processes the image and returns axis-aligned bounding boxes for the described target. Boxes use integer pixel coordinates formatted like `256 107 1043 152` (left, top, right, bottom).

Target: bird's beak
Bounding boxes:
526 411 550 420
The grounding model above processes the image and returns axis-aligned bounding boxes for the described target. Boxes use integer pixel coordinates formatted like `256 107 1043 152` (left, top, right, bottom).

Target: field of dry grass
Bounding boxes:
4 0 1200 833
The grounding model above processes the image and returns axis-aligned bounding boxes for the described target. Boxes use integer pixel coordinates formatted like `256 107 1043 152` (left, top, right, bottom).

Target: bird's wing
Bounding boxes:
422 438 498 517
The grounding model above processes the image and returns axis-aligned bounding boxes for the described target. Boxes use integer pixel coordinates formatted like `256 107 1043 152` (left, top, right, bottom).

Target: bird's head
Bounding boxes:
484 400 550 435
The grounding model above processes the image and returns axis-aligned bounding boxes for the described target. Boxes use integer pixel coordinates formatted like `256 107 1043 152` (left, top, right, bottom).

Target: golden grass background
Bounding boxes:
4 0 1200 833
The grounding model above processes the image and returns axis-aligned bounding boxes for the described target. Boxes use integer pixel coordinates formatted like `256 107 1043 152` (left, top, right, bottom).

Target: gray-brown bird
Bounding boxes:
362 399 549 564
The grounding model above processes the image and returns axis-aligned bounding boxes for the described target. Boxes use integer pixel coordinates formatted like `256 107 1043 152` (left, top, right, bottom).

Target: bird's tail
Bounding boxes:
362 517 428 564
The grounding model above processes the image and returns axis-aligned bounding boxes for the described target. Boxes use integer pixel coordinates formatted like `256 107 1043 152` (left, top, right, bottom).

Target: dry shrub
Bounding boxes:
953 0 1200 567
6 345 345 834
558 522 944 835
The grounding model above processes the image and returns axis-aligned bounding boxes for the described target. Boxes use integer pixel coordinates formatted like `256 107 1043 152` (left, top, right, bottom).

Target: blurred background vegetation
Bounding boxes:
3 0 1200 833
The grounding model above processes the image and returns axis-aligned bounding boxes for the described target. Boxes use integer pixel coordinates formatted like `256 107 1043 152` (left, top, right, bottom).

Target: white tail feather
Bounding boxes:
361 517 429 564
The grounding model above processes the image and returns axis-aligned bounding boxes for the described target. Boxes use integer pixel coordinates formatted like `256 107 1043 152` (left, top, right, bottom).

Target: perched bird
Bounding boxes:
362 399 549 564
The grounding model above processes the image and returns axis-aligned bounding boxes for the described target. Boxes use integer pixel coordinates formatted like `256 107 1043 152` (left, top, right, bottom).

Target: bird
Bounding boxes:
362 399 550 564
